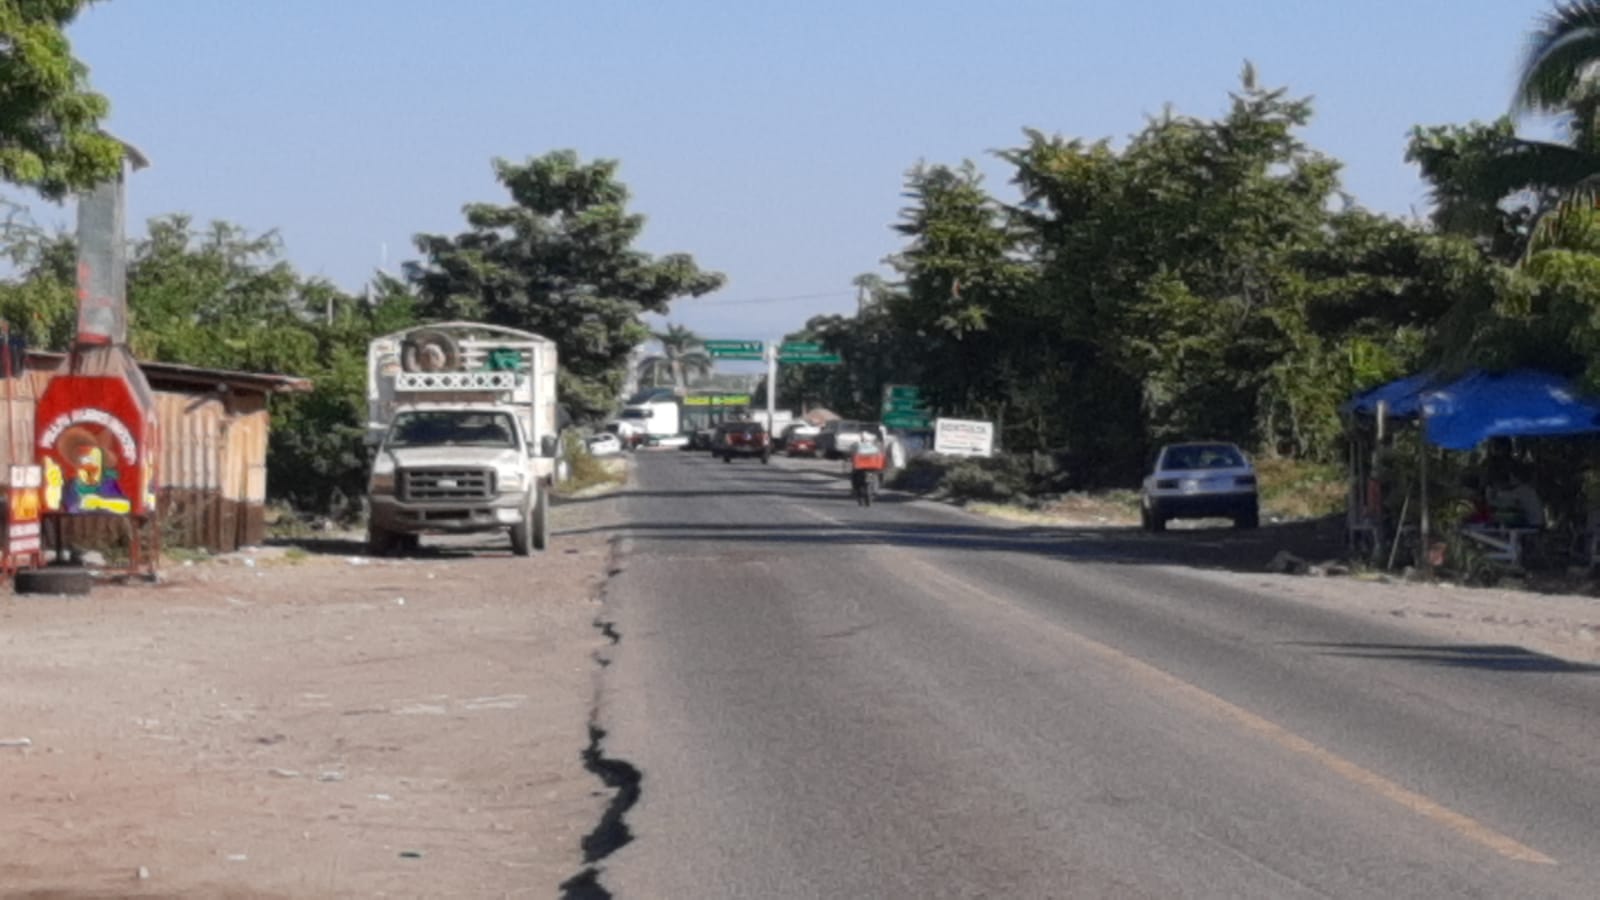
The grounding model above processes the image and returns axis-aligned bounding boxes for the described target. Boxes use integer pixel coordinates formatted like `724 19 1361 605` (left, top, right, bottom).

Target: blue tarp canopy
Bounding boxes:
1422 369 1600 450
1348 369 1600 450
1343 371 1437 419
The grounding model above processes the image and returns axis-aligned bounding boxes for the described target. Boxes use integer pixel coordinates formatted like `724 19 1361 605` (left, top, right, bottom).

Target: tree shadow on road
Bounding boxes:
1284 641 1600 673
553 478 1344 578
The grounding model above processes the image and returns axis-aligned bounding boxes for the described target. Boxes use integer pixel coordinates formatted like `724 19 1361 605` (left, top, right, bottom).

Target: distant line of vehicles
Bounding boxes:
596 391 1262 534
601 389 889 461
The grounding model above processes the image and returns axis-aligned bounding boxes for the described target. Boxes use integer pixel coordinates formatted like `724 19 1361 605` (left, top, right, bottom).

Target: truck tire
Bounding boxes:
14 567 92 596
400 330 460 373
367 526 397 557
533 486 550 552
511 503 535 557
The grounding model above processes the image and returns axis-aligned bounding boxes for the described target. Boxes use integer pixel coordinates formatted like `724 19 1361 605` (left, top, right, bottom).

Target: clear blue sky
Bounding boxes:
66 0 1544 343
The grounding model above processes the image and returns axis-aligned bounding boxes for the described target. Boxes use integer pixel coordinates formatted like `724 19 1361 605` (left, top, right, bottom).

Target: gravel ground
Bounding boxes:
0 485 626 899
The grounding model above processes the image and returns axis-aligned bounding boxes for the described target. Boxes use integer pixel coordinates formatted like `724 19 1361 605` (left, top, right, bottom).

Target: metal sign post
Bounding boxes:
766 341 777 437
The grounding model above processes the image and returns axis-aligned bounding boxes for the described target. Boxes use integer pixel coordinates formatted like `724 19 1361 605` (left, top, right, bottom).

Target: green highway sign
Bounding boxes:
882 411 931 429
882 384 930 427
779 341 822 354
705 339 764 360
777 351 842 365
882 384 929 416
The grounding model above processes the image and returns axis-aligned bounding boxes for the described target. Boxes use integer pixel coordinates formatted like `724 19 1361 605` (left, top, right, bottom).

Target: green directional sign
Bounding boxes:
882 411 932 429
881 384 930 428
704 339 764 360
780 341 822 354
777 351 842 365
882 384 929 414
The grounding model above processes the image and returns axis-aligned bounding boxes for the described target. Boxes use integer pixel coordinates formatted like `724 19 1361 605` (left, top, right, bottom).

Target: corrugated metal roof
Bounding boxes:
28 352 312 395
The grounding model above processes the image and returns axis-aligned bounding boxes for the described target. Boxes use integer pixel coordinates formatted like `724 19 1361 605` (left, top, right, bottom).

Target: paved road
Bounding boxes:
584 451 1600 898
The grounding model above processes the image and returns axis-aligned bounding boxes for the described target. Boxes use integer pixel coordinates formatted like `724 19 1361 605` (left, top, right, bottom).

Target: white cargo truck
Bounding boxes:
363 322 560 556
615 390 687 448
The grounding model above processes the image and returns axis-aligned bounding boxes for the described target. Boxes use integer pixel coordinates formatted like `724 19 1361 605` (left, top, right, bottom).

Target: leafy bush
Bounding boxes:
558 430 623 493
943 461 1018 502
890 453 1067 503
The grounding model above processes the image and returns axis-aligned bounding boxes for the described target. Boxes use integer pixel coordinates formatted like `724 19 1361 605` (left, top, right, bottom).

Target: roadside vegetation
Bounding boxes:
781 9 1600 527
556 431 628 496
893 453 1343 526
8 2 1600 544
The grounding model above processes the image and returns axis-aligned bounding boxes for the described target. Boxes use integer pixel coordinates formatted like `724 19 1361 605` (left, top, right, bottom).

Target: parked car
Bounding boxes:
586 433 623 456
779 423 821 456
713 420 772 463
819 420 879 459
1140 442 1259 532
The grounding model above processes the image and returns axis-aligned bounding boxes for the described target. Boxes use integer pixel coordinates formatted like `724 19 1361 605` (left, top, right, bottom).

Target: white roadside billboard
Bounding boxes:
933 418 995 458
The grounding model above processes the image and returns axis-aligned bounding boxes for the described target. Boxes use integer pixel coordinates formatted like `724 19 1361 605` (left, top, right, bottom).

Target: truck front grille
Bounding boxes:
399 467 495 501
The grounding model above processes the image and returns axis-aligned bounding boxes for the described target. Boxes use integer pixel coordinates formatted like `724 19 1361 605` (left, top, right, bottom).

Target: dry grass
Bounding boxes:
1255 457 1346 521
963 458 1344 529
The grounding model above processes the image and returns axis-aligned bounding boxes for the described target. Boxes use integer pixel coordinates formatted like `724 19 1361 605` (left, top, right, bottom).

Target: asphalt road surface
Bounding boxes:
580 451 1600 898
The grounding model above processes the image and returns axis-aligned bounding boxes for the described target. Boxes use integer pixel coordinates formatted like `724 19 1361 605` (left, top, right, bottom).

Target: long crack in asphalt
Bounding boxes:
562 538 641 900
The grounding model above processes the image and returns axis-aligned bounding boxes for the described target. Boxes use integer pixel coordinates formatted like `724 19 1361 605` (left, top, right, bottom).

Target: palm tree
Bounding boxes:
636 324 712 390
1517 2 1600 121
1511 3 1600 251
1412 3 1600 257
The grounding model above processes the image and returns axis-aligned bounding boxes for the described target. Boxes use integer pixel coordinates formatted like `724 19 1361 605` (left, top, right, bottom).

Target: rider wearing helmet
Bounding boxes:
850 427 887 501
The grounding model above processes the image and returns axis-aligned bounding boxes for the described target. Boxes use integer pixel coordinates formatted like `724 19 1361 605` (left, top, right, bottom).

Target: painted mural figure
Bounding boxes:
42 425 133 515
36 379 158 520
70 443 131 514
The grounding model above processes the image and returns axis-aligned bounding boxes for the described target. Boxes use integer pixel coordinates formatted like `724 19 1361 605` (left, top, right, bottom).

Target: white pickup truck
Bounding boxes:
363 322 560 556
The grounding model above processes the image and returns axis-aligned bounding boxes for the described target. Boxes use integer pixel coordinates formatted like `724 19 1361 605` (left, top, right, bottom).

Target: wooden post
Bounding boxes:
1420 407 1432 577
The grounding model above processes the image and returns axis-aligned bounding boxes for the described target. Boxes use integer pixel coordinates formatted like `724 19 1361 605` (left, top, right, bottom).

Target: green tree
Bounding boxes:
0 0 124 197
0 203 75 346
117 215 420 512
408 151 725 421
884 161 1032 427
637 323 711 389
1407 3 1600 258
854 66 1484 479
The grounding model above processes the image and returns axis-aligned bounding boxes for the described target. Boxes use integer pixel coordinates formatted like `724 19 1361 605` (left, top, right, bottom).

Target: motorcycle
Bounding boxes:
850 443 886 507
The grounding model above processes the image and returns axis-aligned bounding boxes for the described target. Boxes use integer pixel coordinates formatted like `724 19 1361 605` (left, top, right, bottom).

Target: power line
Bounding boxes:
688 289 856 307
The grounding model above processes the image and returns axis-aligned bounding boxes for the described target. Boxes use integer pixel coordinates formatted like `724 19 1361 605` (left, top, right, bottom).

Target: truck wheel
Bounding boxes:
510 504 535 557
533 486 550 552
367 526 396 557
14 567 92 596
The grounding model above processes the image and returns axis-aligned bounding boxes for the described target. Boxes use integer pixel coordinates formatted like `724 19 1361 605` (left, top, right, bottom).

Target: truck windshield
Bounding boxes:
387 411 519 449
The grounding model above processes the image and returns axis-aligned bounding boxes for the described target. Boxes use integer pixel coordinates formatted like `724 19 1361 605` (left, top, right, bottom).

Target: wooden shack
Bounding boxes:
1 353 311 553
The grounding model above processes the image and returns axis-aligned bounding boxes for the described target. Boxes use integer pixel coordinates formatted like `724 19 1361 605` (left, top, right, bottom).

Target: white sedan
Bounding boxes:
586 433 624 457
1140 442 1259 531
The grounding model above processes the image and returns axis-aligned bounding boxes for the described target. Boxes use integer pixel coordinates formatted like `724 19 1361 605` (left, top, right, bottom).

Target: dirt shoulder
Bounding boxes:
1189 565 1600 667
0 494 624 898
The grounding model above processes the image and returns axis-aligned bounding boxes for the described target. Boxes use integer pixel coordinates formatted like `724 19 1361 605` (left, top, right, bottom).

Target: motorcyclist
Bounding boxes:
850 428 887 501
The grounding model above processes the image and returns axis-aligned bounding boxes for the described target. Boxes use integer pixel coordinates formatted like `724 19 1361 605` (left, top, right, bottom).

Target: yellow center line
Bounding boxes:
917 566 1558 866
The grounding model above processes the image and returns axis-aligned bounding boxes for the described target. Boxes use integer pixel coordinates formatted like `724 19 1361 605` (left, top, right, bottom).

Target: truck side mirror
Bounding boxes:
541 434 560 458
